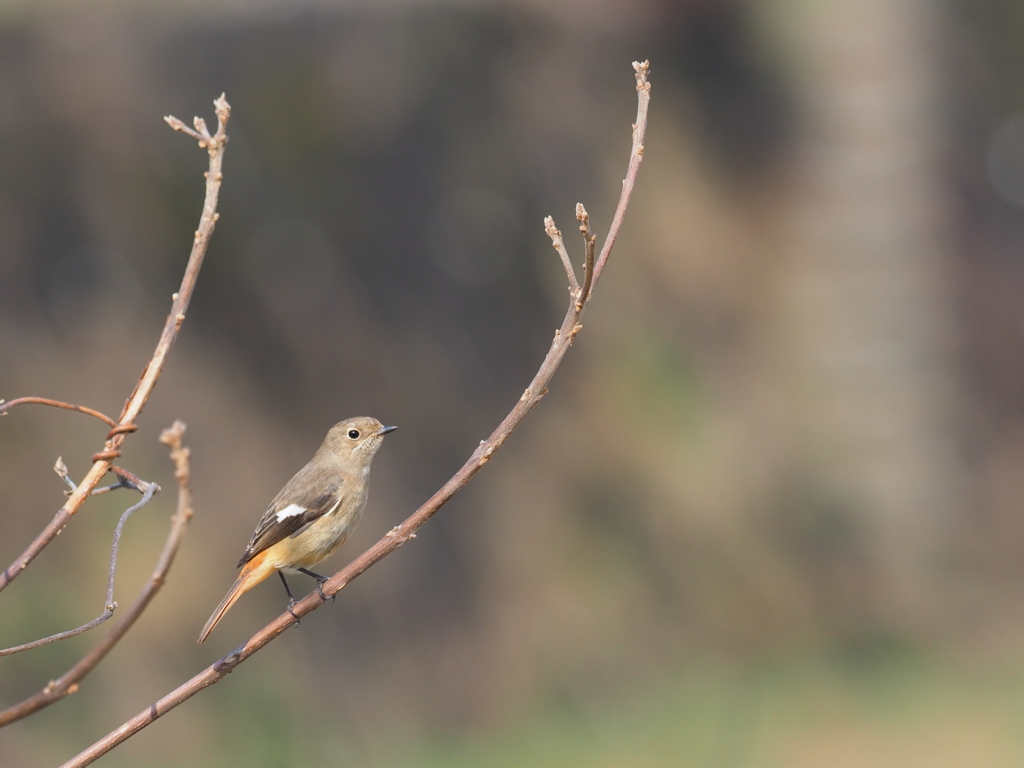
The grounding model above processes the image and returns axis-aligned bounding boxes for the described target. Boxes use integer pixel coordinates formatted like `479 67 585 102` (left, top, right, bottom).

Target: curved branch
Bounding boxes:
0 421 194 727
0 96 229 594
61 62 651 768
0 398 118 428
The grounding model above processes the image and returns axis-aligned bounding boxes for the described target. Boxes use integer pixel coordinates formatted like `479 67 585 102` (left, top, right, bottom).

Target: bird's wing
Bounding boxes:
237 470 344 567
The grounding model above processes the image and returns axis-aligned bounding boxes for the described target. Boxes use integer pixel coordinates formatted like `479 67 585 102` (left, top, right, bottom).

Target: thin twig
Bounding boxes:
0 482 158 657
55 459 139 497
0 421 194 727
62 62 651 768
54 457 75 491
575 202 596 310
593 61 649 280
0 95 228 594
85 483 129 497
0 398 117 428
543 216 579 293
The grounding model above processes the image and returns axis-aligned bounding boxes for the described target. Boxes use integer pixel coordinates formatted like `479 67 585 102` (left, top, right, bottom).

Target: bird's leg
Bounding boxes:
278 572 301 625
297 567 334 603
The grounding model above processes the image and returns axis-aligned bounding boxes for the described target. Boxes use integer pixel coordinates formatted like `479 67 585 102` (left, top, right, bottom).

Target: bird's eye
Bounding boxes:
347 429 361 439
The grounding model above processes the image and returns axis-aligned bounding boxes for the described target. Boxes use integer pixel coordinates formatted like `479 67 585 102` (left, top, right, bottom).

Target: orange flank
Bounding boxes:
198 550 277 643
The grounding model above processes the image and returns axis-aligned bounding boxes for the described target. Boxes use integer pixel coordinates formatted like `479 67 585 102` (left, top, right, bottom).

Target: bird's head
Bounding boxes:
321 416 397 469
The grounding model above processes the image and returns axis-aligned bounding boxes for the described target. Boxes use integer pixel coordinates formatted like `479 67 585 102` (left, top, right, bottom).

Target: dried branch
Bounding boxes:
0 398 118 428
0 421 194 727
0 95 229 594
0 481 158 658
62 62 651 768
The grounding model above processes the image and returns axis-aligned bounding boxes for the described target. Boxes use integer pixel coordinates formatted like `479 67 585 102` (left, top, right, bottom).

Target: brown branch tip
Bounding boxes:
160 421 190 479
634 59 650 89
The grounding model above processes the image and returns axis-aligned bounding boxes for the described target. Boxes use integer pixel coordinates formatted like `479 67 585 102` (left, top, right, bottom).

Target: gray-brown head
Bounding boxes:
318 416 397 470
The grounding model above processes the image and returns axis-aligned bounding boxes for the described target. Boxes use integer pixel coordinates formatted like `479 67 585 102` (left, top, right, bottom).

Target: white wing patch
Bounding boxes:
275 503 307 522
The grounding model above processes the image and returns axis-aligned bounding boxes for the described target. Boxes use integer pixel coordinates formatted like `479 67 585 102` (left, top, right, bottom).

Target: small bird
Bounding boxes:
198 417 396 643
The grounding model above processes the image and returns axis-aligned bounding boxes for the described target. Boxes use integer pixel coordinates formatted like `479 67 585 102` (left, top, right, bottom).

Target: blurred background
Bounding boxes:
2 0 1024 765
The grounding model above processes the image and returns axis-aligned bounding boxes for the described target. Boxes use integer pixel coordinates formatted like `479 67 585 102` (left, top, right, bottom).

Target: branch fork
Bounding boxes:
164 94 230 152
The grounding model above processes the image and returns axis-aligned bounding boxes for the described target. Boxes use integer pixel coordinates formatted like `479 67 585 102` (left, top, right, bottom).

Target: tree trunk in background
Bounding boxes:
766 0 961 631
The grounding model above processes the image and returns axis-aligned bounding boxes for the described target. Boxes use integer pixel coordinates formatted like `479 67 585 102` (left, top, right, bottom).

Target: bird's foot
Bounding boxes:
315 577 334 603
298 567 334 603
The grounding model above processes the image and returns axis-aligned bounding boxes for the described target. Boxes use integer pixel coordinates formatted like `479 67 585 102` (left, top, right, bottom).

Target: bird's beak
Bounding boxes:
377 425 398 436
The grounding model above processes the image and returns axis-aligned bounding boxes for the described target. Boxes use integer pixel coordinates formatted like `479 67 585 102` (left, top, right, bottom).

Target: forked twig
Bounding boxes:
62 61 651 768
0 96 228 594
0 421 194 727
55 460 149 498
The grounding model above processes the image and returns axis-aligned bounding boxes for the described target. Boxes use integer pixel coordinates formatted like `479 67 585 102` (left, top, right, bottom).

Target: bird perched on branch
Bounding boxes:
199 417 397 643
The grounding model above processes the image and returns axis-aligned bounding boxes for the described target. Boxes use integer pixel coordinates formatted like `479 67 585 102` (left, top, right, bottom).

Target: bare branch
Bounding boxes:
62 62 650 768
0 398 118 428
0 95 229 594
0 482 158 658
593 60 649 282
544 216 580 293
0 421 194 727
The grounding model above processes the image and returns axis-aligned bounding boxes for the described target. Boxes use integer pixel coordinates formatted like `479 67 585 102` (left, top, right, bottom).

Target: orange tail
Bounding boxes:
198 552 276 643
